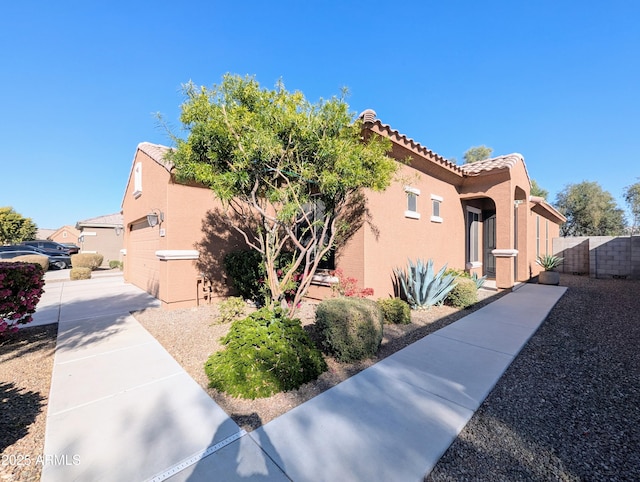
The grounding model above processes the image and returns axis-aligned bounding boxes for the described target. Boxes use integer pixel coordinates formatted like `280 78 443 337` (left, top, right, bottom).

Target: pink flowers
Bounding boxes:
0 263 45 336
331 269 374 298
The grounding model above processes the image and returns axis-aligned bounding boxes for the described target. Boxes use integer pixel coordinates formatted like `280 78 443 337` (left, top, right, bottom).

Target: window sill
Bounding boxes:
404 210 421 220
430 216 443 223
466 262 482 269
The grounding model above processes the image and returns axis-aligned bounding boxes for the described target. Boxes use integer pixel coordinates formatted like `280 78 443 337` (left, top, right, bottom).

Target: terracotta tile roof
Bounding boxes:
359 109 464 176
76 212 124 227
459 153 524 175
138 142 174 172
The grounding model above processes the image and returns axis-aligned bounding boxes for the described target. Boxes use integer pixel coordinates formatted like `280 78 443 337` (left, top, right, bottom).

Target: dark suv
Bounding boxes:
20 240 70 255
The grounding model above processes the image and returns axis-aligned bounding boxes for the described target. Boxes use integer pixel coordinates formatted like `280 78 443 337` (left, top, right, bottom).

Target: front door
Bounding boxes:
483 212 496 278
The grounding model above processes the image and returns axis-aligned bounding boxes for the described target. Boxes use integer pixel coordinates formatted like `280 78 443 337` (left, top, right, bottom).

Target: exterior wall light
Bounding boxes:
147 210 164 228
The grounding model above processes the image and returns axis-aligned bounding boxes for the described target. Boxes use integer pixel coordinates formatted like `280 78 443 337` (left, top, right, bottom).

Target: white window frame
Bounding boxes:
466 206 482 267
430 194 443 223
404 186 421 219
133 162 143 198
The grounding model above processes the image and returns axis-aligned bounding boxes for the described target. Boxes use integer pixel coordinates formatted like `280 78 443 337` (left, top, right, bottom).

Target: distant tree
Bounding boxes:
463 145 493 164
0 207 37 245
530 179 549 199
554 182 626 236
171 74 396 315
623 179 640 235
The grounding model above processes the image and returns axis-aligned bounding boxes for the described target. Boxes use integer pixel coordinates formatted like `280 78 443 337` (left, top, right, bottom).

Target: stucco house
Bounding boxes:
76 213 125 266
121 110 565 309
48 225 80 245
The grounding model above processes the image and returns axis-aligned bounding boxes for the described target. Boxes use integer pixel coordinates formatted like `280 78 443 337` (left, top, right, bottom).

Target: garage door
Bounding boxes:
128 218 160 296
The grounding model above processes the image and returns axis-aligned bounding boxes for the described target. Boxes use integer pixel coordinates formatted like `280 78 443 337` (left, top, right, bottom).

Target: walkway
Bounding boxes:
38 273 566 481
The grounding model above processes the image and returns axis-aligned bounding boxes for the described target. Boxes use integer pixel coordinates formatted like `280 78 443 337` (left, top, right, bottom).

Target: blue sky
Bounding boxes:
1 1 638 229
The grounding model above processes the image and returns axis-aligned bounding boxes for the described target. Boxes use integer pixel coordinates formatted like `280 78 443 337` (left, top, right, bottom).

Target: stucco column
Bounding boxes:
494 200 516 289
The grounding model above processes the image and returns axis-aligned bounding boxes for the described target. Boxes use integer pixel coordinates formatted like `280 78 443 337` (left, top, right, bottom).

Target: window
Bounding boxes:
466 207 481 265
133 162 142 198
404 186 420 219
545 219 549 255
536 215 540 257
298 197 335 270
431 194 443 223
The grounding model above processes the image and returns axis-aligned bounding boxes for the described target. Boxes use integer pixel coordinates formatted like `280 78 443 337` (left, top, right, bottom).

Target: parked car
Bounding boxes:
20 240 71 255
60 243 80 254
0 249 70 270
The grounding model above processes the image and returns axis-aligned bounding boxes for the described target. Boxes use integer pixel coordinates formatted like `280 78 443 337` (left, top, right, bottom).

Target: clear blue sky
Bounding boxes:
2 1 638 229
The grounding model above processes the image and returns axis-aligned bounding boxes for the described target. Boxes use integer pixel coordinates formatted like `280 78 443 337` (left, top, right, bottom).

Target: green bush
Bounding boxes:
315 297 384 362
10 255 49 271
223 250 264 303
109 260 123 270
71 253 104 270
446 277 478 309
215 296 247 324
377 298 411 324
70 267 92 280
205 307 327 399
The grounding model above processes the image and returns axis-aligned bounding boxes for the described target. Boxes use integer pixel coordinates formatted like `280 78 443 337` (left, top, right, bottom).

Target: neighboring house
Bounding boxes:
36 228 56 240
48 225 80 245
122 110 565 309
75 213 124 266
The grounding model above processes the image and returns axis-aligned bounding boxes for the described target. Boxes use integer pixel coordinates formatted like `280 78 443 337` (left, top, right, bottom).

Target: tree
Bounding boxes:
530 179 549 199
623 179 640 235
554 181 626 236
463 145 493 164
170 74 397 314
0 207 37 245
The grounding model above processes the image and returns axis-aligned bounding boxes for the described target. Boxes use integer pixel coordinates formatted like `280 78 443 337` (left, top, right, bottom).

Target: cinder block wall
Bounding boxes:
553 235 640 279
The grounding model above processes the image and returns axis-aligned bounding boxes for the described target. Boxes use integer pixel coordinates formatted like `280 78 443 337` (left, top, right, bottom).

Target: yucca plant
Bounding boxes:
393 259 457 309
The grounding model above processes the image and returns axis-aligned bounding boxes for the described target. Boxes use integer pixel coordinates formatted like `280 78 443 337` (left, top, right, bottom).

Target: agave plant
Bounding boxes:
470 272 487 290
393 259 457 309
536 254 564 271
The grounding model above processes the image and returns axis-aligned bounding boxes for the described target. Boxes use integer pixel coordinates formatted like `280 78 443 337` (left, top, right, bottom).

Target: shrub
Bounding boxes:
0 262 45 335
223 250 263 302
71 253 104 270
315 297 384 362
109 260 123 270
70 267 92 280
215 296 247 324
10 255 49 271
446 277 478 309
445 268 487 289
393 259 457 309
377 298 411 324
331 268 374 298
205 307 327 399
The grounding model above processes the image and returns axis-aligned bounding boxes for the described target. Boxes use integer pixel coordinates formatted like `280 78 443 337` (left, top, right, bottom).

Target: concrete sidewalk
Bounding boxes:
39 275 566 481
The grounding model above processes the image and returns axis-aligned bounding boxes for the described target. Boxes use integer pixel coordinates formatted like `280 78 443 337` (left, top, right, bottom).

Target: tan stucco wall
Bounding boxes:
79 227 123 265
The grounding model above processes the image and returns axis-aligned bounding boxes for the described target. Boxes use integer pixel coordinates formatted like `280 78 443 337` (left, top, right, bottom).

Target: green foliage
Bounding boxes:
204 307 327 399
444 268 486 289
623 179 640 234
315 297 384 362
215 297 247 325
377 298 411 324
170 74 397 314
71 253 104 270
446 277 478 309
0 207 37 245
555 181 626 236
109 260 123 270
223 250 264 303
463 145 493 164
536 254 564 271
0 263 44 335
530 179 549 199
10 255 49 271
394 259 457 309
70 267 92 280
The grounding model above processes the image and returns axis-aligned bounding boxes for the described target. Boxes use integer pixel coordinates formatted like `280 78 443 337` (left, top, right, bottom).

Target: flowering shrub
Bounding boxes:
331 268 374 298
0 262 45 335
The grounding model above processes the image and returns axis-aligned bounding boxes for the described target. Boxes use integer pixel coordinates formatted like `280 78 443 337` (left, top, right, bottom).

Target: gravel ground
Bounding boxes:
2 275 637 481
134 288 504 431
427 274 640 481
0 324 57 482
